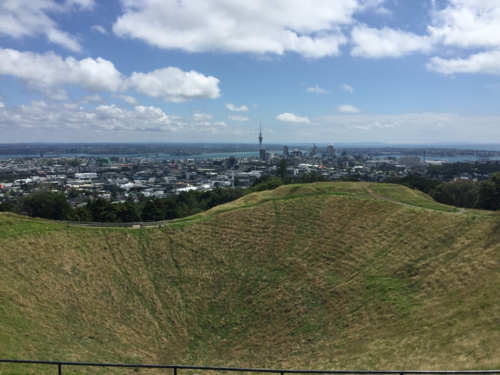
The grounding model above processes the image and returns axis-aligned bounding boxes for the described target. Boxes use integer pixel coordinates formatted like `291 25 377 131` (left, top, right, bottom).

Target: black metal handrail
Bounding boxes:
1 359 500 375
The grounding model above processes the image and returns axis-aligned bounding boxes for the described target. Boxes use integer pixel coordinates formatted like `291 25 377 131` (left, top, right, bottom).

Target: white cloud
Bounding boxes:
0 0 94 52
0 102 4 108
228 115 250 121
226 103 249 112
337 104 361 113
0 48 124 99
82 94 105 103
91 25 108 35
426 50 500 75
113 0 364 58
347 1 500 78
351 25 434 58
340 83 354 93
276 113 310 123
0 48 221 102
429 0 500 50
193 111 214 121
0 101 247 136
111 94 140 106
128 67 220 103
306 85 329 94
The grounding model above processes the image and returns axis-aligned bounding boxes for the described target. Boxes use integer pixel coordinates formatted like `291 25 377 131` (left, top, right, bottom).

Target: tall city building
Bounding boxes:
312 144 317 157
283 145 289 156
258 124 265 160
258 123 263 150
333 148 337 157
327 144 334 158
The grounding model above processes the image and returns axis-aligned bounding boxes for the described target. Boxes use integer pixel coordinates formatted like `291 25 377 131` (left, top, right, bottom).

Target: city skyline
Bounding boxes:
1 1 500 144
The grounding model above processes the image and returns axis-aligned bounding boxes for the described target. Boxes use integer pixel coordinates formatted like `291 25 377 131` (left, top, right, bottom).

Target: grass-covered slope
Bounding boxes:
2 182 500 373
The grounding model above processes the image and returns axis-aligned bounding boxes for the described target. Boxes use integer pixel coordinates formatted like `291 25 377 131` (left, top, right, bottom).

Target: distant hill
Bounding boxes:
2 182 500 373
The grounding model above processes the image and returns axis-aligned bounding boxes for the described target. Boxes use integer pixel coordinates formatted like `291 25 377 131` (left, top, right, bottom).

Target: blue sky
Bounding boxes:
1 0 500 144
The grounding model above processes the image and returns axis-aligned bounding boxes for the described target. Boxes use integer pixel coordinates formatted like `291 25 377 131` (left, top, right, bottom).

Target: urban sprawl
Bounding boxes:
0 131 497 209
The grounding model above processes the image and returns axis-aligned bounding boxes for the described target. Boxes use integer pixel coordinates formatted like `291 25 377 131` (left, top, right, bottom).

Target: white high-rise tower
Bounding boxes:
259 123 263 150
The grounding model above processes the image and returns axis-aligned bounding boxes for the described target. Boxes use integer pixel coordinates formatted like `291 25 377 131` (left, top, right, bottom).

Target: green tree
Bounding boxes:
142 199 178 221
252 174 272 187
252 177 284 192
0 201 16 213
21 192 72 220
473 172 500 210
67 206 93 222
86 199 118 222
276 159 287 178
432 180 479 208
117 201 142 222
68 189 80 198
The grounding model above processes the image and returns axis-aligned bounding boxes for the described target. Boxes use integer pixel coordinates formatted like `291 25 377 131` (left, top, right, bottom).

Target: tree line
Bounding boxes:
385 172 500 210
0 187 246 223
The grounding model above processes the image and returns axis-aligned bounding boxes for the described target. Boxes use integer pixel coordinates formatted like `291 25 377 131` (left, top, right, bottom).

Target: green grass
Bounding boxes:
2 183 500 373
370 183 459 212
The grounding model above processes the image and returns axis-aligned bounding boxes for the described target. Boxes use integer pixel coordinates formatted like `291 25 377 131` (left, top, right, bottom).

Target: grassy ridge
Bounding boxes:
2 183 500 373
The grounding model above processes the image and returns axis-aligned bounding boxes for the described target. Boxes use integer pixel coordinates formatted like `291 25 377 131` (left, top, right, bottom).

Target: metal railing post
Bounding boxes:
174 366 177 375
58 363 62 375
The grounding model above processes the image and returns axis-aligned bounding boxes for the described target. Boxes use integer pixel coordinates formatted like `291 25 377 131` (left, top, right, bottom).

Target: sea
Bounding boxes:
2 143 500 162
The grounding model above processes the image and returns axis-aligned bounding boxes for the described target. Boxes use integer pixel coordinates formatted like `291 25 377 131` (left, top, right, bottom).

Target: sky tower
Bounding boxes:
258 123 266 161
258 123 263 150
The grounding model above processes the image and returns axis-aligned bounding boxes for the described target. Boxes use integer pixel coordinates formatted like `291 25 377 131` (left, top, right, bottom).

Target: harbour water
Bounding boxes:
2 143 500 160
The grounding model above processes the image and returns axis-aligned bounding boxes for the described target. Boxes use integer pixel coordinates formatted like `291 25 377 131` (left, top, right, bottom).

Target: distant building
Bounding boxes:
226 156 237 168
312 144 317 157
258 124 266 161
400 155 421 168
260 149 266 161
327 144 334 158
283 145 289 156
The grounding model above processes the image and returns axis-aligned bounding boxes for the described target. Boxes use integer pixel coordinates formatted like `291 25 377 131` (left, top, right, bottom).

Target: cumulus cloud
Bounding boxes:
351 26 434 58
111 94 139 106
306 85 329 94
426 50 500 75
226 103 249 112
348 1 500 78
0 0 94 52
112 0 366 58
0 102 4 108
337 104 361 113
276 113 310 123
429 0 500 50
90 25 108 35
0 101 247 136
340 83 354 93
193 111 214 121
0 48 124 99
228 115 250 121
0 48 221 102
128 67 220 103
